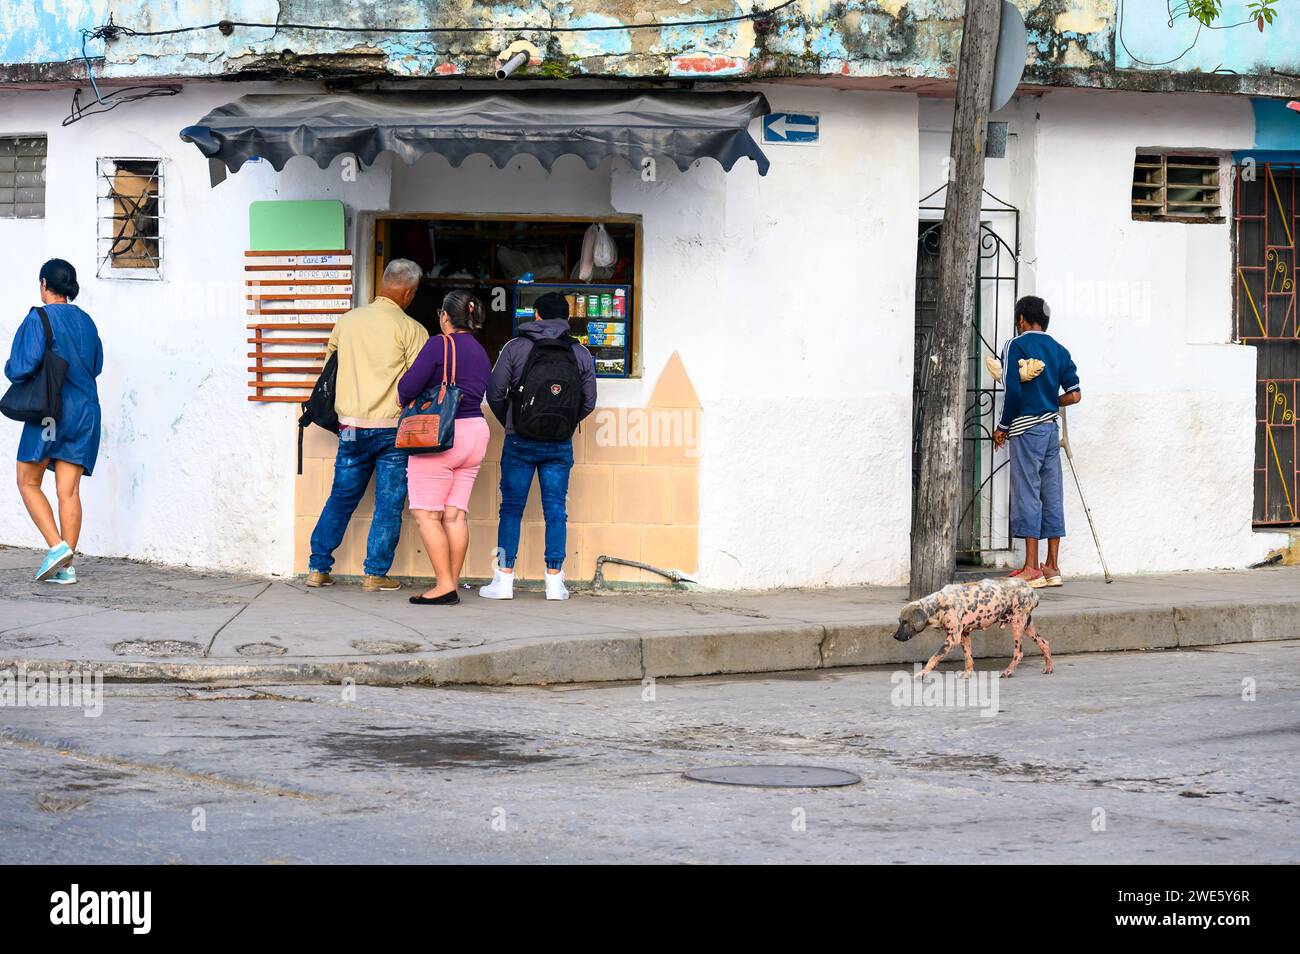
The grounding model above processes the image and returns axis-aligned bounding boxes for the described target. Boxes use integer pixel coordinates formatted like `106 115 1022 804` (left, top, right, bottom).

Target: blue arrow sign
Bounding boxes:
763 112 819 145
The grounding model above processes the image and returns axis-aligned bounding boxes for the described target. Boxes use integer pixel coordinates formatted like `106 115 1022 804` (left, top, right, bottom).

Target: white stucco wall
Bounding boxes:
611 88 919 588
0 83 390 575
1033 91 1286 573
922 89 1285 575
0 80 1281 586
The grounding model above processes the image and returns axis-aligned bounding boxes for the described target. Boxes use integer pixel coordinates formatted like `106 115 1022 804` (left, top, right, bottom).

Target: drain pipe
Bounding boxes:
593 555 698 588
495 51 528 80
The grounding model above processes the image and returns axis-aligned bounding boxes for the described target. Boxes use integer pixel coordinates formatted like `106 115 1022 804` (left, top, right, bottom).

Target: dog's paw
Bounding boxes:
960 670 974 679
1042 665 1054 675
999 669 1015 679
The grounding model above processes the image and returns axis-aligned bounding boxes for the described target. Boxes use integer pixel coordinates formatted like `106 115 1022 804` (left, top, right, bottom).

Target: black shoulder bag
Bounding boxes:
1 307 70 425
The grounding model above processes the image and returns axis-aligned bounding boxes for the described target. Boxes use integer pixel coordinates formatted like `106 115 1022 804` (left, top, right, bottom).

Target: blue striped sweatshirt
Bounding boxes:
996 330 1080 437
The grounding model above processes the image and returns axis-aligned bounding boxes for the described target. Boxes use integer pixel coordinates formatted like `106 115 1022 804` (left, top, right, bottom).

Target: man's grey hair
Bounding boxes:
382 258 423 289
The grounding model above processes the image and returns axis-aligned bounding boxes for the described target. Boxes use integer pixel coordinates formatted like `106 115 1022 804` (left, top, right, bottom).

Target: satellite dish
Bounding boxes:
990 1 1028 113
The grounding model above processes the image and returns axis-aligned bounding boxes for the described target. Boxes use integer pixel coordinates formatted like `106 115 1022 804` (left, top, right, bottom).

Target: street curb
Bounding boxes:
5 598 1299 687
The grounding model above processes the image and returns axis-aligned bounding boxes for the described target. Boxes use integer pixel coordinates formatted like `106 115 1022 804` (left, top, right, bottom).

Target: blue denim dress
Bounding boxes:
5 304 104 476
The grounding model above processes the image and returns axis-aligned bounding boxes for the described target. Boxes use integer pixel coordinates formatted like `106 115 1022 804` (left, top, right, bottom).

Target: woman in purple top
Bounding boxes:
398 290 492 606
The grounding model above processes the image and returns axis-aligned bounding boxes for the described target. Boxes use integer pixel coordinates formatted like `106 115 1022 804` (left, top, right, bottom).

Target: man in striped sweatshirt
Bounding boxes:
992 296 1082 588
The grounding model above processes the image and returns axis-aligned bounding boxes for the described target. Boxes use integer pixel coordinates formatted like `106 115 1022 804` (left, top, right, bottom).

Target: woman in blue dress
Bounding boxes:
5 259 103 583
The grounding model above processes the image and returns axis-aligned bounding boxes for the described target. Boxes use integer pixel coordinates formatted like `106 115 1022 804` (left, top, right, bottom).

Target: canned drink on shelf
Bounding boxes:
574 295 586 318
613 289 626 318
600 293 613 318
588 294 600 317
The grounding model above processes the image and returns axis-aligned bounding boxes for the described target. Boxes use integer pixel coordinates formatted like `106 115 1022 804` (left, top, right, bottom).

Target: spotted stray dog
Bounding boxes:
893 578 1053 678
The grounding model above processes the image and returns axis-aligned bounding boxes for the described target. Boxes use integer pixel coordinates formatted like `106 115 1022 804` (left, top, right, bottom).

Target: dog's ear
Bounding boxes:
905 604 929 632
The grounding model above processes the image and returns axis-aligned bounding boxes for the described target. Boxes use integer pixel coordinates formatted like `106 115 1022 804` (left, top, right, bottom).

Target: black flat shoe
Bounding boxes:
409 591 460 605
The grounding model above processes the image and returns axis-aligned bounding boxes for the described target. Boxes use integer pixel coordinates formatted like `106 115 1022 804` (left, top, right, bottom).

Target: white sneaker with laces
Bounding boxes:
544 570 569 601
479 569 515 600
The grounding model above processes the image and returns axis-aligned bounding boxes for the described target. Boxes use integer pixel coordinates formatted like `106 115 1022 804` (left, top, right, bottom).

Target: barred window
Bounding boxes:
97 157 163 279
1132 153 1223 222
0 136 47 219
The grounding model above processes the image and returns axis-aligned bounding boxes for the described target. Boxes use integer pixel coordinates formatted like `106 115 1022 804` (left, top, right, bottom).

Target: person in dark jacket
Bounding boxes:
5 259 103 584
481 292 596 601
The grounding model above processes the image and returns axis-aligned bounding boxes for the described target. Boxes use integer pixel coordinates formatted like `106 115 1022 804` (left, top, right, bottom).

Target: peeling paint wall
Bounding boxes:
1 1 1296 95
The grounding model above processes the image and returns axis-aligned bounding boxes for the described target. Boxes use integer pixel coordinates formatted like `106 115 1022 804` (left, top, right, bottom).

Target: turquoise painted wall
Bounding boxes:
0 1 107 65
1115 0 1300 74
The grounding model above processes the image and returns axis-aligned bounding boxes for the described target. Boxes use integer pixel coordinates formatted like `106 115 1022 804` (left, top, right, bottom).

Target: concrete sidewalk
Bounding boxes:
1 544 1297 685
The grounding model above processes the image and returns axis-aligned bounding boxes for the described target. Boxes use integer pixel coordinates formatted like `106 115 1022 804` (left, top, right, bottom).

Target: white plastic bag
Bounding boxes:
577 223 597 282
593 223 617 268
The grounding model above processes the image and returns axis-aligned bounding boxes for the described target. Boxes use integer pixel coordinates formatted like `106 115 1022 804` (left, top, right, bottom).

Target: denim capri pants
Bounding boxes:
1010 420 1065 539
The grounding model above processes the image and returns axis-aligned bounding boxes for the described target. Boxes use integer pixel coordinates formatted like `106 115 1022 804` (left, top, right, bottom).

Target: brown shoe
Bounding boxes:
361 575 401 592
306 571 333 588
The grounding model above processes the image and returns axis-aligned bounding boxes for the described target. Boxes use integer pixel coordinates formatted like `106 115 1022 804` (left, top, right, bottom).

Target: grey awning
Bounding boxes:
180 90 771 182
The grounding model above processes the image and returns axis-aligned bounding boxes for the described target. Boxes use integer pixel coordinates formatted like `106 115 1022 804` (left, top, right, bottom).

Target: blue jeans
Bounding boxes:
1010 420 1065 540
309 427 409 577
497 434 573 571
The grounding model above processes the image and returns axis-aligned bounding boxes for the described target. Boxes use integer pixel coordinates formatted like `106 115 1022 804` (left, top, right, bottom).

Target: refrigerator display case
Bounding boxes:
512 283 631 378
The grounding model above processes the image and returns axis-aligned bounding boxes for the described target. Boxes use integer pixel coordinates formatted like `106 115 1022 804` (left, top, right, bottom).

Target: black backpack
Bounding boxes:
511 335 583 442
297 350 340 473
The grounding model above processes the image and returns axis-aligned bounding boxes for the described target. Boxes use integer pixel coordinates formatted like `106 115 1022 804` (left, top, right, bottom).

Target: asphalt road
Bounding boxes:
2 641 1297 864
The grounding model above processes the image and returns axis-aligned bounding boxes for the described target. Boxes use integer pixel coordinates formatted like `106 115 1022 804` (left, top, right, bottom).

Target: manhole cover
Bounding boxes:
0 633 61 649
683 765 861 788
236 642 287 657
350 639 422 655
112 640 204 657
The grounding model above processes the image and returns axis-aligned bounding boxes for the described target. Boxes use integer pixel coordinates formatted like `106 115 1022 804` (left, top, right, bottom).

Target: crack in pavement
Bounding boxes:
0 730 322 800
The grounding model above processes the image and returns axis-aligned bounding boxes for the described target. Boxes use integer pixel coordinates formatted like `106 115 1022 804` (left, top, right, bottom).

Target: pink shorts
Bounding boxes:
406 416 490 512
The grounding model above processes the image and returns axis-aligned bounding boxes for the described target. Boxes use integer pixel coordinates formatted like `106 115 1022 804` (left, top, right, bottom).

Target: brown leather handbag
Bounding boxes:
395 334 461 454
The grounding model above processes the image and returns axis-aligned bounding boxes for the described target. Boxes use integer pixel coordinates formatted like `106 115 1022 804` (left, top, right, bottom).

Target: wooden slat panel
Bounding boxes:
248 337 330 345
245 248 348 401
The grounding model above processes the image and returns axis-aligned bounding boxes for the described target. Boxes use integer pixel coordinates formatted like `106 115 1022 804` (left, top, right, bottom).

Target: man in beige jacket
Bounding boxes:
307 259 428 591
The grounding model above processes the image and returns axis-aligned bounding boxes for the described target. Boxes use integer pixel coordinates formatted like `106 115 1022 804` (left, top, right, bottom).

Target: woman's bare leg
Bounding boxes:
53 460 84 551
444 505 469 584
411 508 455 598
16 460 61 547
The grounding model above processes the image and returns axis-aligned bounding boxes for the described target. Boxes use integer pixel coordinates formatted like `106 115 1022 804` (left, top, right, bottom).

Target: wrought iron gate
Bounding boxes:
913 186 1020 561
1234 162 1300 526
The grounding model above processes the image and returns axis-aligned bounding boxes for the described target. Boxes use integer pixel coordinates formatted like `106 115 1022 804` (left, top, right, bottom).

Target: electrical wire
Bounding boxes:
110 2 800 39
63 24 178 126
1116 0 1205 67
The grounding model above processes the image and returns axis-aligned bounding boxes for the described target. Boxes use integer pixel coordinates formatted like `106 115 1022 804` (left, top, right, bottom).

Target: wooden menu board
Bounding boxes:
245 250 352 403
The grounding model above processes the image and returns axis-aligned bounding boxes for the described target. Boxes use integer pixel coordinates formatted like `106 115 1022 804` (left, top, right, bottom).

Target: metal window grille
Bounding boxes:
1233 162 1300 526
1132 153 1223 221
0 136 47 218
97 157 163 280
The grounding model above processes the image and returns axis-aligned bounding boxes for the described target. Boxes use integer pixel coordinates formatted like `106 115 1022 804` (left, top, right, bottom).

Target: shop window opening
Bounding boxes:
373 214 639 378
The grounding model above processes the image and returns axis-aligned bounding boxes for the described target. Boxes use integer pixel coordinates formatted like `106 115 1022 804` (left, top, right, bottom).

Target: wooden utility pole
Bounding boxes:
910 0 1003 599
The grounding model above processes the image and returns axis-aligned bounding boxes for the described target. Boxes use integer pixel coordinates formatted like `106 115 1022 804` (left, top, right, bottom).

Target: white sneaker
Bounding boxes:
544 570 570 601
479 569 515 600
